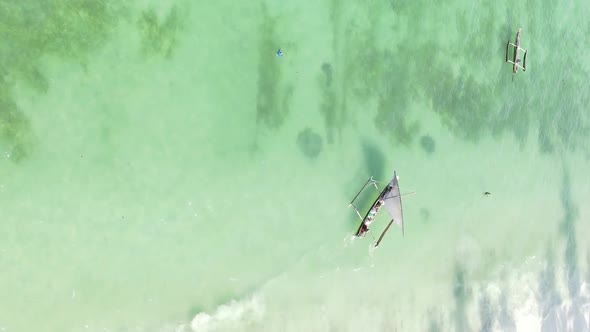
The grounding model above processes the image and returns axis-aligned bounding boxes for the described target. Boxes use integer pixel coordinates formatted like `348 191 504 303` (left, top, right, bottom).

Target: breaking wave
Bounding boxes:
189 294 265 332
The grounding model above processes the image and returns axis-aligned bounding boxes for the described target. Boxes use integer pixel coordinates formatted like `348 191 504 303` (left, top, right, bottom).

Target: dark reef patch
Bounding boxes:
255 5 290 131
0 1 125 163
361 139 385 181
420 135 436 154
0 84 34 162
296 128 323 159
137 6 184 59
321 63 333 87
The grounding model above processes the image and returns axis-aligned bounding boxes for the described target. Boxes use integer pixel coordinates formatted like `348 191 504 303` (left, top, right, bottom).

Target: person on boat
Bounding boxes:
358 223 369 237
369 207 377 217
365 200 384 225
371 200 384 215
360 199 386 236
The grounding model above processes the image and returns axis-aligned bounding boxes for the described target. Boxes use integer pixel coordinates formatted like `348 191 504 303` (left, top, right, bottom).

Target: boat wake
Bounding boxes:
342 234 357 247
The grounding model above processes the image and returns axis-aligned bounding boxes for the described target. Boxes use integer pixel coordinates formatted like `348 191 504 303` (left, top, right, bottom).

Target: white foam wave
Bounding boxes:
471 256 590 332
190 294 264 332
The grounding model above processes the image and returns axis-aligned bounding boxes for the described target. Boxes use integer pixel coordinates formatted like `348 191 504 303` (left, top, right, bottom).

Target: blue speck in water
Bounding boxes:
276 48 283 57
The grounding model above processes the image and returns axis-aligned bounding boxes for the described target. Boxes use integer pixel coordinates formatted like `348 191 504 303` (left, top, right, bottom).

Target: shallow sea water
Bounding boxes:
1 0 590 331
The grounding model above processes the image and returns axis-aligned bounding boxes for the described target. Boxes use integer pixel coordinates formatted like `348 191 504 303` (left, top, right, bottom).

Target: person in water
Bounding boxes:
484 191 491 196
276 48 283 57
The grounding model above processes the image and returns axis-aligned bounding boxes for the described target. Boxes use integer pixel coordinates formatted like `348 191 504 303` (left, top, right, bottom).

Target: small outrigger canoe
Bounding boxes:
506 28 528 74
349 171 408 247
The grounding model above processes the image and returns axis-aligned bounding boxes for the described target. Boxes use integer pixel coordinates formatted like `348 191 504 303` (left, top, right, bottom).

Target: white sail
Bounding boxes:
383 171 404 234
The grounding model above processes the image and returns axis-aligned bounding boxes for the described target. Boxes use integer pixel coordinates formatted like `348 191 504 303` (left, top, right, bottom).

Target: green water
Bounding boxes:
1 0 590 331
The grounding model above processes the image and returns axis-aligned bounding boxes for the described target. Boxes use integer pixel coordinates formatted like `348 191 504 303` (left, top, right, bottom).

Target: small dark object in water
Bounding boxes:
420 208 431 223
484 192 491 196
296 127 323 159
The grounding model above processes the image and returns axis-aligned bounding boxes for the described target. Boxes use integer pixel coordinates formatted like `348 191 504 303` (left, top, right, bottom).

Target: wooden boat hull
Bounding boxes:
354 179 395 237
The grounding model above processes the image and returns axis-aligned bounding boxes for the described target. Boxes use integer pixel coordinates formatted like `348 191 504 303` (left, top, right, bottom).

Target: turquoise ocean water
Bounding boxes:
1 0 590 331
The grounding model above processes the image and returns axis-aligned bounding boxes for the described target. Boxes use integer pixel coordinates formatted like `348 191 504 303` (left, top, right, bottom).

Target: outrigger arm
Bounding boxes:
508 43 526 51
375 219 395 247
348 176 379 221
507 62 524 68
506 60 527 71
374 216 405 248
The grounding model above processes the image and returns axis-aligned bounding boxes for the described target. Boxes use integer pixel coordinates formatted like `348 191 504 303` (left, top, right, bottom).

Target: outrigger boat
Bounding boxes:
505 28 527 74
348 171 407 248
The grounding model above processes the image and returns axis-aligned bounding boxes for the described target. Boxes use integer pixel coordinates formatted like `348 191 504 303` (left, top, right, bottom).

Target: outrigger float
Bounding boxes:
505 28 527 74
348 171 410 248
